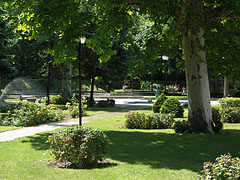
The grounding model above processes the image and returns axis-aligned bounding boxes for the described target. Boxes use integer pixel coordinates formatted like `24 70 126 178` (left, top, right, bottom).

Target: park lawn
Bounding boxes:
0 114 240 180
0 126 20 133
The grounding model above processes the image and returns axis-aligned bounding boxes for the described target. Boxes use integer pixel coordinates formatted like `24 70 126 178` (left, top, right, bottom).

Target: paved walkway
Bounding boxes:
0 112 124 142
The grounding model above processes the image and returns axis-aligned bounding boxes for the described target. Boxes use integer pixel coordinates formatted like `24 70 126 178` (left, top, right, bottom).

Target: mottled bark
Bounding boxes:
183 27 214 133
61 64 72 98
223 76 229 98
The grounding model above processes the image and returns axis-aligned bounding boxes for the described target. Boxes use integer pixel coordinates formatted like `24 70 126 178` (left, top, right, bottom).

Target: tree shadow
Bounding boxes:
20 127 240 172
104 129 240 172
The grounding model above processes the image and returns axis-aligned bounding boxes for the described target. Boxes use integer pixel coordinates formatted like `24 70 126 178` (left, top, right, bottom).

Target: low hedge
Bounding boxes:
125 112 174 129
1 102 64 126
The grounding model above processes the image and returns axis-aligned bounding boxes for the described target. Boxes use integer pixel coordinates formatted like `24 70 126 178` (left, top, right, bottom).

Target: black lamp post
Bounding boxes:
162 55 169 92
76 36 86 126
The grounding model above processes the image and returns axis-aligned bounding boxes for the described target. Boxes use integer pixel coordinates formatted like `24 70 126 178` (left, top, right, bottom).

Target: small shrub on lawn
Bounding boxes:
211 105 223 133
160 98 184 118
39 95 70 105
66 94 87 118
173 120 188 133
125 112 174 129
221 107 240 123
152 93 167 113
1 102 64 126
198 154 240 180
48 126 109 169
96 99 115 107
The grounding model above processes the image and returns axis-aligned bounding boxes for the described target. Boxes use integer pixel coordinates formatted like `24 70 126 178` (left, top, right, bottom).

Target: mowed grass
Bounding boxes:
1 112 240 180
0 126 20 133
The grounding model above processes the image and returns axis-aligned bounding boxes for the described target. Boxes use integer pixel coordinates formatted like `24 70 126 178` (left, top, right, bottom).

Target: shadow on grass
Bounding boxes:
21 128 240 172
105 129 240 172
21 132 53 151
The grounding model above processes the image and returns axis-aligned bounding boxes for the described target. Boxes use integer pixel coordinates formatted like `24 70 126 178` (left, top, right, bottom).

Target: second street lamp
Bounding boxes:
76 36 86 126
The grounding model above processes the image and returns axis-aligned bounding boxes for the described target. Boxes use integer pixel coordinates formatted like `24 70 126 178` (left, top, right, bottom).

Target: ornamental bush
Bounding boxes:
152 93 168 113
198 154 240 180
48 126 109 169
66 95 87 118
39 95 70 105
173 120 188 133
211 105 223 133
160 97 184 118
125 112 174 129
218 97 240 109
221 107 240 123
1 102 64 126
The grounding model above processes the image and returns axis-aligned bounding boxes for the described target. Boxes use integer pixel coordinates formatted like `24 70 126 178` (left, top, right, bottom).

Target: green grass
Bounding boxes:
0 112 240 180
0 126 20 133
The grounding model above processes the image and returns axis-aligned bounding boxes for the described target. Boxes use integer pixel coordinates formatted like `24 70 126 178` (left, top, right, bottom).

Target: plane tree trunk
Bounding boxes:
182 27 214 133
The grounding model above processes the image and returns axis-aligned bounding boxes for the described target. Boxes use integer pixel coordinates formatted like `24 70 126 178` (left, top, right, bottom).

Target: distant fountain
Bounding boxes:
0 77 47 106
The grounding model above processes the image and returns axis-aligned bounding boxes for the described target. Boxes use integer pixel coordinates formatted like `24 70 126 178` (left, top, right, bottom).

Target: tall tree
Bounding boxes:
6 0 240 133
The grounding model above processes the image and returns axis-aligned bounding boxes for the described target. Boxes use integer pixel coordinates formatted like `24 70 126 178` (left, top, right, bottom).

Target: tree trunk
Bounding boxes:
182 27 214 133
46 62 51 105
89 73 95 107
224 76 229 97
61 64 72 98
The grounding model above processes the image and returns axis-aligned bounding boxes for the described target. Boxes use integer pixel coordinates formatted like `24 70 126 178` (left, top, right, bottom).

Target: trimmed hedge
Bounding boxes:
48 126 109 169
160 98 184 118
152 93 167 113
125 112 174 129
96 99 115 107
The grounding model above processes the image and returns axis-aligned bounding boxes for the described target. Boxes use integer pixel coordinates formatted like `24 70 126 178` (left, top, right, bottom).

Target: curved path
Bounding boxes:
0 112 125 142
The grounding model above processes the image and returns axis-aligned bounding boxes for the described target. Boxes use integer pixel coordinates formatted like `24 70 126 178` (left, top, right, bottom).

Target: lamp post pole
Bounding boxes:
162 55 169 93
77 36 86 126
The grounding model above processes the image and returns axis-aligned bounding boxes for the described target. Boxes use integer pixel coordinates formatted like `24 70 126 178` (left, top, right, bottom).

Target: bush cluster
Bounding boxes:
152 93 167 113
65 95 87 118
218 97 240 123
1 102 64 126
173 120 188 133
198 154 240 180
125 112 174 129
160 98 184 118
48 126 109 169
96 99 115 107
39 95 70 105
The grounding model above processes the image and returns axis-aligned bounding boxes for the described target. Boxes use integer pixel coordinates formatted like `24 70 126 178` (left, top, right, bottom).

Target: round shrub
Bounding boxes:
48 126 109 169
152 93 167 113
66 95 87 118
125 112 174 129
160 98 184 118
211 105 223 133
173 120 188 133
198 154 240 180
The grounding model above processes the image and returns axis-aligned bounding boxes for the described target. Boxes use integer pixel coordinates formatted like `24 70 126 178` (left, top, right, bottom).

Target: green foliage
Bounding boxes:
48 126 109 169
218 97 240 109
65 95 87 118
125 112 174 129
96 99 115 107
218 97 240 123
160 97 184 118
198 154 240 180
152 93 167 113
211 105 223 133
221 107 240 123
1 102 64 126
39 95 70 105
173 120 188 133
